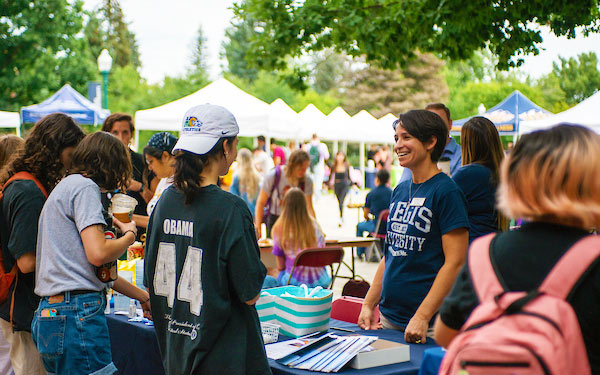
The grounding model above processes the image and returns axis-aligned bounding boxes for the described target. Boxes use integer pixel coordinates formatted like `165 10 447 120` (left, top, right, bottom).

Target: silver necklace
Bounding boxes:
409 181 424 202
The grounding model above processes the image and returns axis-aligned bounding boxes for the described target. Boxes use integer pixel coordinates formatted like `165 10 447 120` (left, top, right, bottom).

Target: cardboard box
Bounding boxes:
348 339 410 369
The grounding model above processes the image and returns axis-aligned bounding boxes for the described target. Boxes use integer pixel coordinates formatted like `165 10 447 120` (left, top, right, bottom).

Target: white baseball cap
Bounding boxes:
172 104 239 155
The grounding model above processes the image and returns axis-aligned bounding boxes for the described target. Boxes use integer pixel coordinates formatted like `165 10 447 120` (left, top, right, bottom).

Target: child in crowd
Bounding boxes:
144 104 269 374
271 188 329 288
356 169 392 258
32 132 151 374
0 113 85 375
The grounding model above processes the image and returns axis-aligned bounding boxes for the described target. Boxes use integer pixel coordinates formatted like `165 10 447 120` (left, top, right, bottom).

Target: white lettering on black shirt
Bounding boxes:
163 219 194 237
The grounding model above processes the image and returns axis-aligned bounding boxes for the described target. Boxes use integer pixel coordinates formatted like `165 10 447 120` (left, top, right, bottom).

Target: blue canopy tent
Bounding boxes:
21 84 109 125
451 90 552 137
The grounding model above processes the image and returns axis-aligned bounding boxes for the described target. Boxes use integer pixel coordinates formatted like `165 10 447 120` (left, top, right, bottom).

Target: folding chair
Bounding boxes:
287 247 344 289
366 209 389 261
331 296 380 324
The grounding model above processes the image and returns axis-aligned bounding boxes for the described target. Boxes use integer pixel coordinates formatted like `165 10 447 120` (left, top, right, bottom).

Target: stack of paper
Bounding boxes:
273 333 378 373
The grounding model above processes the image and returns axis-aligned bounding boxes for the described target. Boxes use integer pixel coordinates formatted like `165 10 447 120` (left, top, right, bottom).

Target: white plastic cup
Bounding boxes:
111 193 138 223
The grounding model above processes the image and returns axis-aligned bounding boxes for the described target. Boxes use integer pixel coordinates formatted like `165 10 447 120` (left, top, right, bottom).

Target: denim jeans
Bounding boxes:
32 291 117 375
356 220 376 256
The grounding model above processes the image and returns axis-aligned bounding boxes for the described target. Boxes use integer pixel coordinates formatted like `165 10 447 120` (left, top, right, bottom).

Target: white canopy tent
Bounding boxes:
520 91 600 135
296 104 327 141
134 79 272 150
268 99 300 140
0 111 20 137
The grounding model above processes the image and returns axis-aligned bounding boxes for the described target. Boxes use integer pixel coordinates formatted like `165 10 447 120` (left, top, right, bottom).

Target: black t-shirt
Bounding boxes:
0 180 45 331
127 150 147 217
144 185 270 375
440 222 600 373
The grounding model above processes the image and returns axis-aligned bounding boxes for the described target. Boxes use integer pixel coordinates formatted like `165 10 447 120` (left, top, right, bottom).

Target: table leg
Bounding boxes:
351 247 356 279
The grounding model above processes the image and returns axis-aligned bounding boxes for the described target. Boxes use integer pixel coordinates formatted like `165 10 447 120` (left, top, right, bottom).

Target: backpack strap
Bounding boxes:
468 233 505 301
1 171 47 331
538 235 600 299
4 172 48 198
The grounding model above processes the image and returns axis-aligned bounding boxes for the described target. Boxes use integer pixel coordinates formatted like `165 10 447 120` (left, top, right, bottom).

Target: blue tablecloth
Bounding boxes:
270 320 440 375
417 347 445 375
106 314 440 375
106 313 165 375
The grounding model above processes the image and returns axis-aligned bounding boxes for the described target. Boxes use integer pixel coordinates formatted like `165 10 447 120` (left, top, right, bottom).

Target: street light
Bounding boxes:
97 49 113 109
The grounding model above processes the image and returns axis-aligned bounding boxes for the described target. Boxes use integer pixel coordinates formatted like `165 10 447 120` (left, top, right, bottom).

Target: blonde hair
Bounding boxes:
0 134 24 170
497 124 600 230
236 148 260 199
271 188 318 253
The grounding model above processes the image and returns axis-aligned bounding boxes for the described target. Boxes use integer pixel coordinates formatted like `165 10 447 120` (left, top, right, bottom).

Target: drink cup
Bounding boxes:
111 193 138 223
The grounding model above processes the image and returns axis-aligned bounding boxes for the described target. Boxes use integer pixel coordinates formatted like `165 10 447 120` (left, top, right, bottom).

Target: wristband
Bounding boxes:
123 229 137 239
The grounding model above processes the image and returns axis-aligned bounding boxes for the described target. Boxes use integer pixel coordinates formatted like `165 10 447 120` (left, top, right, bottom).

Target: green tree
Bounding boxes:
234 0 600 84
85 0 141 68
191 25 209 75
0 0 96 111
545 52 600 105
343 52 448 117
222 18 259 81
311 50 348 94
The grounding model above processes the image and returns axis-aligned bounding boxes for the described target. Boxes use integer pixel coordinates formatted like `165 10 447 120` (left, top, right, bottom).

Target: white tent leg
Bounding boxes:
359 141 365 188
134 129 140 152
333 141 338 155
342 141 347 154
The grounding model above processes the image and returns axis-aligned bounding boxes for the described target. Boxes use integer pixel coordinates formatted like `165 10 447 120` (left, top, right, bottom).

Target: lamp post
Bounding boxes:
97 49 113 110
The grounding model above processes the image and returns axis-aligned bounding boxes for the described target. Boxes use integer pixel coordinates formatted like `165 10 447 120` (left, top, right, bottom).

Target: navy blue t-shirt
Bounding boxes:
365 185 392 220
380 172 469 328
452 163 498 243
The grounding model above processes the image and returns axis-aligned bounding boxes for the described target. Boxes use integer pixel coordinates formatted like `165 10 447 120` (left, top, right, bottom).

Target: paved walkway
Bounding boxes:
312 188 381 298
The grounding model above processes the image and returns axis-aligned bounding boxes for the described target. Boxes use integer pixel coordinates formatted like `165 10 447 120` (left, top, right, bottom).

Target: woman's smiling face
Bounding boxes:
393 122 434 170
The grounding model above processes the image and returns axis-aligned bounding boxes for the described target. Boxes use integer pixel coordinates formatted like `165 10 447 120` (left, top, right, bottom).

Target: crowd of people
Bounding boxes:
0 97 597 375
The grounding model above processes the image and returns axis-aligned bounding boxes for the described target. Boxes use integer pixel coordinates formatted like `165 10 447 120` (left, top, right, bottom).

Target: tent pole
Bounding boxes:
333 141 338 155
359 141 365 189
342 141 347 154
134 129 140 152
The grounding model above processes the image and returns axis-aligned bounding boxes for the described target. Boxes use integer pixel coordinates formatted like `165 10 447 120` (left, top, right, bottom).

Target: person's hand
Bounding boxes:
357 305 380 330
140 297 152 320
404 315 429 344
127 179 143 192
254 221 262 239
112 216 137 238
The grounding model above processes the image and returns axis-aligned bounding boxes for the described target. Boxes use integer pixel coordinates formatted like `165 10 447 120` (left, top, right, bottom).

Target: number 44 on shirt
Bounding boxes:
154 242 203 316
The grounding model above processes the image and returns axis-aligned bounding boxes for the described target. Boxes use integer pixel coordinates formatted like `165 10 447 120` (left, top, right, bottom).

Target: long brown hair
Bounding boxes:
1 113 85 193
461 117 504 184
173 136 235 204
271 188 318 253
461 116 508 231
68 132 132 191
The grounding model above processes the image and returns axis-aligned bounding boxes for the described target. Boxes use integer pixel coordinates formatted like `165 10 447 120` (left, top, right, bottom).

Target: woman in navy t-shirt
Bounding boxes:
358 110 469 345
452 116 508 243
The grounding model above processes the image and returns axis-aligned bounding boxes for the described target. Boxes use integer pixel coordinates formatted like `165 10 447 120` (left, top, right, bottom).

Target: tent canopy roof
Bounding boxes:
520 91 600 134
21 84 109 125
0 111 19 129
452 90 551 135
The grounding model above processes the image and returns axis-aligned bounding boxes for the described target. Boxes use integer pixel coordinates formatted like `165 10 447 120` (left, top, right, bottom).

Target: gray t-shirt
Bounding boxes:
35 174 107 296
260 167 313 216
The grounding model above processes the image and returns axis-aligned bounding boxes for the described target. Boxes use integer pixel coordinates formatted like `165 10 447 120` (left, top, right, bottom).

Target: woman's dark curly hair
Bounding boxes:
0 113 85 192
173 136 235 204
68 132 132 191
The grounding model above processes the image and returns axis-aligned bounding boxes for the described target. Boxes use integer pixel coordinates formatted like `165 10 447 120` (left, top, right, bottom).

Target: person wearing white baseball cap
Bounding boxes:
144 104 270 374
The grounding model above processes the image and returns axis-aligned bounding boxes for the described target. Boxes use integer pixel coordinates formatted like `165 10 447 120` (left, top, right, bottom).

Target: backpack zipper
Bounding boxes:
461 360 530 368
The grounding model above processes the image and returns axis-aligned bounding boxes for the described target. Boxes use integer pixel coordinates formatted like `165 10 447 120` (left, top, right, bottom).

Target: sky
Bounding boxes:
84 1 600 84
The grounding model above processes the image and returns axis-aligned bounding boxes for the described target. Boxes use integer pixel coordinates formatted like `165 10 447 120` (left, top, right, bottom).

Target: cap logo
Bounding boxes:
184 116 203 132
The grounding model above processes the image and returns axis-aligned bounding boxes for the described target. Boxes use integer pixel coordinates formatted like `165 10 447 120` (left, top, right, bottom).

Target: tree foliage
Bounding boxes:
222 18 259 81
342 52 448 117
545 52 600 105
0 0 96 111
234 0 600 86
